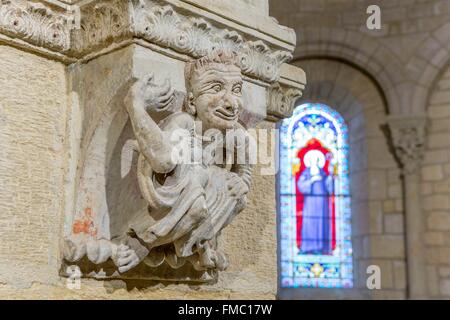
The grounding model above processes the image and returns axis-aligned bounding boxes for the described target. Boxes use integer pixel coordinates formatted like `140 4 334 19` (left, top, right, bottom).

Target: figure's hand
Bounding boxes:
113 243 141 273
227 172 249 199
310 175 322 183
125 73 174 112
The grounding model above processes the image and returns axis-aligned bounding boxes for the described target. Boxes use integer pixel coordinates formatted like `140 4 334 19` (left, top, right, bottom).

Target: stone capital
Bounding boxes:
0 0 297 84
387 115 427 175
266 63 306 121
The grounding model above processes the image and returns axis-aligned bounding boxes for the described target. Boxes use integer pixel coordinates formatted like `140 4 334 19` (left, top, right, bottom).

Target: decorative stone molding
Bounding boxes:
267 82 302 120
387 115 427 175
133 3 292 82
0 0 72 51
71 0 131 55
0 0 294 84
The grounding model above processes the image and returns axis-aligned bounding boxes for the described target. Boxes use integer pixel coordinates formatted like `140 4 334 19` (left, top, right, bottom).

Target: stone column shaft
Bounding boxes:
388 115 427 299
404 173 426 298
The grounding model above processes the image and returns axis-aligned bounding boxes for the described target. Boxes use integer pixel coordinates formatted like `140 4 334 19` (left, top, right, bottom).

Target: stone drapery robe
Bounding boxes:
128 112 252 271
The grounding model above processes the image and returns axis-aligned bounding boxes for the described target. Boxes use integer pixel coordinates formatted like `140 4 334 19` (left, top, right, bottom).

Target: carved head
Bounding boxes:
185 51 243 132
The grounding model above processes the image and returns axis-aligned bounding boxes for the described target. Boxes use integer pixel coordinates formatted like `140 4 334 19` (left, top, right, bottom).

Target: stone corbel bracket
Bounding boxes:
0 0 298 84
266 63 306 121
387 114 427 175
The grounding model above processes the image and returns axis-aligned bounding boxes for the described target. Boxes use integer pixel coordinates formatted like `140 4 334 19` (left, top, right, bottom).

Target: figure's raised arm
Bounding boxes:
124 74 176 174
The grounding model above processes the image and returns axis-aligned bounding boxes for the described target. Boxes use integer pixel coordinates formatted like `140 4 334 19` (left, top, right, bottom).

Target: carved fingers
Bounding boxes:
124 73 175 112
115 244 141 273
227 173 249 198
153 78 175 110
138 73 175 111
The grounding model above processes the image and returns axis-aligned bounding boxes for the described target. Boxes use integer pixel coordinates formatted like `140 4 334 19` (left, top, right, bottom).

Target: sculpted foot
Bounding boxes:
86 239 113 264
64 238 86 262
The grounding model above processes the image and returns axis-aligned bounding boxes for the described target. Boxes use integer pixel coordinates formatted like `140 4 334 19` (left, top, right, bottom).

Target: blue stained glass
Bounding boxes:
279 103 353 289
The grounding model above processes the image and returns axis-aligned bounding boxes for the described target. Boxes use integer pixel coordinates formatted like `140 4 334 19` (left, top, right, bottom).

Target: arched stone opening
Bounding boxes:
278 59 406 299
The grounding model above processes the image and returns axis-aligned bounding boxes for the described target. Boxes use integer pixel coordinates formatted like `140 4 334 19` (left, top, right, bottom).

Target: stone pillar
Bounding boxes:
0 0 306 299
387 115 427 299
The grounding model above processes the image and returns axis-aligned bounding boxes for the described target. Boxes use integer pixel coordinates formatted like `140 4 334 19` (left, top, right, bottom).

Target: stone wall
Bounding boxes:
0 45 67 288
270 0 450 300
278 59 406 300
270 0 450 116
423 65 450 299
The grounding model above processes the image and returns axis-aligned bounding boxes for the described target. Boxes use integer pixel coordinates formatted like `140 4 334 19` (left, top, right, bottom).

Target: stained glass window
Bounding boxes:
279 103 353 289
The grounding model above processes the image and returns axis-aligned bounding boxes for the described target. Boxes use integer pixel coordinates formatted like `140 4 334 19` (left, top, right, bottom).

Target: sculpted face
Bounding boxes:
189 63 243 131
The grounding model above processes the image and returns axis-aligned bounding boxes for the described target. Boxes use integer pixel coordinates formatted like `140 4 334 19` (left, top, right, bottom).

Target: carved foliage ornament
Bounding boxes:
0 0 71 50
71 0 131 55
134 2 292 82
267 82 303 119
388 116 427 175
0 0 292 83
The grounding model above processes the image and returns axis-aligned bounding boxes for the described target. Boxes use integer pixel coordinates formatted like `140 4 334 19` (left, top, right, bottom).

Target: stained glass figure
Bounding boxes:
279 103 353 288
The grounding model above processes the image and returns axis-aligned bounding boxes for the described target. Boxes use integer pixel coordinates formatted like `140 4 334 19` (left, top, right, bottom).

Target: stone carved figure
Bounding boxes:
64 51 253 278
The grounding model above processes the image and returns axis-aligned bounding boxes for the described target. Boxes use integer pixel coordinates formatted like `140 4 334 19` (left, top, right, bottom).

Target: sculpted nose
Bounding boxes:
223 93 236 112
225 102 234 112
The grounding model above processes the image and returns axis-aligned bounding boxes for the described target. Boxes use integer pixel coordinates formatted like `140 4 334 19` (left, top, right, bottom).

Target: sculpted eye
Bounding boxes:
233 85 242 95
212 84 222 92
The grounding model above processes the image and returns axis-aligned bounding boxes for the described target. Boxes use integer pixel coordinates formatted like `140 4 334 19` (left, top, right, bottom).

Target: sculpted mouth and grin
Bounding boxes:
214 103 238 121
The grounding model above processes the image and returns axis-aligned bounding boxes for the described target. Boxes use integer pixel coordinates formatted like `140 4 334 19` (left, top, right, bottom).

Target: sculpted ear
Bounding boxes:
186 92 196 116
